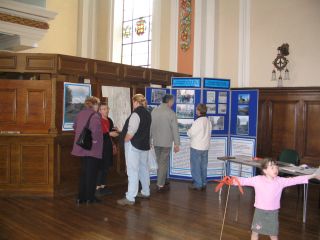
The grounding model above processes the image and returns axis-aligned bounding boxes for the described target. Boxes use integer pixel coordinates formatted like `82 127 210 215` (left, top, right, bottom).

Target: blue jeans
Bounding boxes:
124 141 150 202
190 148 209 188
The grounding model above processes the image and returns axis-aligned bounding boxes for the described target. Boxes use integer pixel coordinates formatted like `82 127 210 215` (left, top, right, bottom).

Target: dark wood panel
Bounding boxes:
304 101 320 158
123 65 148 83
0 88 17 124
149 68 169 85
57 55 89 75
21 145 49 184
94 60 121 80
25 89 46 124
255 87 320 166
0 80 52 133
25 55 56 71
0 144 10 183
270 100 299 156
0 55 17 69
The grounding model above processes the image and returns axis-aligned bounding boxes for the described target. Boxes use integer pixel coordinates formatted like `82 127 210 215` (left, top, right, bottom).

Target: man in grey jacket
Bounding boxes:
151 94 180 192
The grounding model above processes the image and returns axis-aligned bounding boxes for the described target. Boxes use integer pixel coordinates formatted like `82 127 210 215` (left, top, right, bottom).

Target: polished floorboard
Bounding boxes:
1 181 320 240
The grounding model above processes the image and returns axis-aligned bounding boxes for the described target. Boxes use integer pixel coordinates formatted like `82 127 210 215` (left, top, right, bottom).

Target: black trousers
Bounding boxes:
78 156 99 201
96 134 113 186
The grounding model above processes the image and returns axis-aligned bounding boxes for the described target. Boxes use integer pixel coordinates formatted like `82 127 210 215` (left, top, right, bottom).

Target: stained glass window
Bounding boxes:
121 0 153 68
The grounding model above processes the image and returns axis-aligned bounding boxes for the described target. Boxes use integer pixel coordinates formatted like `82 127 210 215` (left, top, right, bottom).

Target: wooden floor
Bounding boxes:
1 181 320 240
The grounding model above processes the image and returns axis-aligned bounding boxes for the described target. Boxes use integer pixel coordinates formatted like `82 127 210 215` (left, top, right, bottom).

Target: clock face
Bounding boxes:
273 55 288 71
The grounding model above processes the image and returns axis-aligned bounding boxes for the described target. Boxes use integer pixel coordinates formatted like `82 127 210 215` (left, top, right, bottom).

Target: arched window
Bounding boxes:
121 0 153 67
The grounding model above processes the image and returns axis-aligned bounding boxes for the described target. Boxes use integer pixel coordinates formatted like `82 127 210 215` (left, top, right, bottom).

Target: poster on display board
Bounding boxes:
169 136 228 180
62 82 91 131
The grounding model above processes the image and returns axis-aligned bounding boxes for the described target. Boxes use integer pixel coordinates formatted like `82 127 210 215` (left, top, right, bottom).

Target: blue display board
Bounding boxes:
171 77 202 88
228 90 259 177
203 78 230 89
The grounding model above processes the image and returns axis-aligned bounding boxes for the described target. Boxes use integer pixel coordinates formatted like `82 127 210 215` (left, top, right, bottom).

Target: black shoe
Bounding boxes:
86 197 102 204
100 188 112 195
188 184 202 191
76 199 85 205
157 185 169 193
201 185 207 191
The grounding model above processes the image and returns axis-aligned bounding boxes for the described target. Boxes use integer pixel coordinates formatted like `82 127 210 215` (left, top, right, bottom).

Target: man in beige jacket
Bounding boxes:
151 94 180 192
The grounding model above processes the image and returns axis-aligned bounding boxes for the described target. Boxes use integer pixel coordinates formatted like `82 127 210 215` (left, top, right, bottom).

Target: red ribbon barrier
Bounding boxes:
214 176 244 195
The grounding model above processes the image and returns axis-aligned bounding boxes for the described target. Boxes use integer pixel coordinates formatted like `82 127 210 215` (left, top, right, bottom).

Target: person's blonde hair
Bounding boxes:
132 94 147 107
84 96 100 109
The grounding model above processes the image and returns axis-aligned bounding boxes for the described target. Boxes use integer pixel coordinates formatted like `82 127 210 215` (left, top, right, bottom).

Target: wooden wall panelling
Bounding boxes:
257 88 320 166
94 60 122 81
25 55 56 72
0 88 17 125
57 55 90 76
149 68 169 86
20 144 49 184
123 65 148 83
0 135 54 196
0 144 10 183
0 54 17 70
0 80 52 133
269 100 300 158
301 100 320 165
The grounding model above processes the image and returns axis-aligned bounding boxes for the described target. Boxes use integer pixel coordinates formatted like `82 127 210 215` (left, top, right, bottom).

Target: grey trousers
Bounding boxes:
154 146 171 186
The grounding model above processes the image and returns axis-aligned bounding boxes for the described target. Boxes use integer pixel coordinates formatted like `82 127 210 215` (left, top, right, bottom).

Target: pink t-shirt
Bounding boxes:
236 175 309 210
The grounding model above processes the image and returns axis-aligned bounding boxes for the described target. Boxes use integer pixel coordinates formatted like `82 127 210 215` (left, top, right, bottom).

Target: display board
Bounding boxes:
169 137 228 180
145 79 259 181
227 90 259 177
101 86 131 131
62 82 91 131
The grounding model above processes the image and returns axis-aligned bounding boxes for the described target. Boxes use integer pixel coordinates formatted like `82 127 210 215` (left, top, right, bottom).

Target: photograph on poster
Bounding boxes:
238 105 249 116
206 91 216 103
237 115 249 135
218 92 228 103
177 119 194 133
151 89 167 104
63 83 91 131
176 104 194 118
218 104 227 114
206 104 216 114
176 90 195 104
209 116 224 130
238 93 250 104
147 105 158 113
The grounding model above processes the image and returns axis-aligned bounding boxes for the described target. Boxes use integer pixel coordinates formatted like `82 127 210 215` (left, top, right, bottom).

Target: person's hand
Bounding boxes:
109 131 119 137
174 145 180 153
311 167 320 180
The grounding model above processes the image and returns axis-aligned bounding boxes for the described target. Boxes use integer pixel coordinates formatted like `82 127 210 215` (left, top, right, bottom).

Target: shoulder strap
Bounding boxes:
84 112 95 128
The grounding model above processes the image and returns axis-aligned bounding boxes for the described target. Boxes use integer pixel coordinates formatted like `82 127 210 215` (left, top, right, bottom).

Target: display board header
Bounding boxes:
203 78 230 89
171 77 201 88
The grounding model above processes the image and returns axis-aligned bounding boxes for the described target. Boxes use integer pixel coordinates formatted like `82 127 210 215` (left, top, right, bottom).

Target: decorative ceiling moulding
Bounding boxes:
0 0 57 51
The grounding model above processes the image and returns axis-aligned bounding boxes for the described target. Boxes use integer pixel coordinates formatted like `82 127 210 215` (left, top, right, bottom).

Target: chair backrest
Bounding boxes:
278 149 300 166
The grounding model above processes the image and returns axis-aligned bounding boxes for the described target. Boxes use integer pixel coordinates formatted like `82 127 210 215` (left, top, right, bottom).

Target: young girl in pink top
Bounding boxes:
236 158 320 240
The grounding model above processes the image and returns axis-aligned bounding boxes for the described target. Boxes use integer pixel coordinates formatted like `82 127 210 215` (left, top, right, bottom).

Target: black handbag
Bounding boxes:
76 112 95 150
